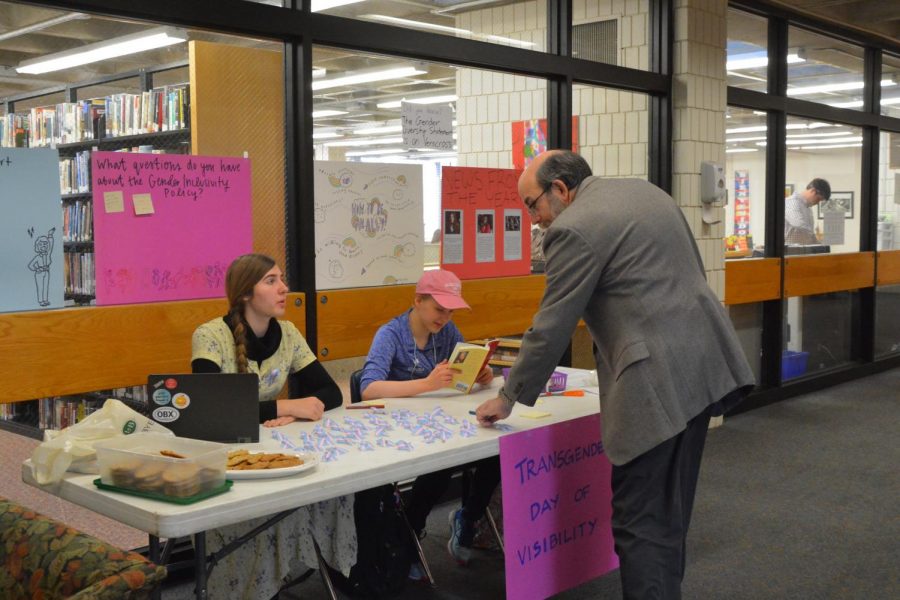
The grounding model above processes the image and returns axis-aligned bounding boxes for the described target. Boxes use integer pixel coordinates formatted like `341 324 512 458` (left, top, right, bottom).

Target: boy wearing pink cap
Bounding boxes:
360 269 498 574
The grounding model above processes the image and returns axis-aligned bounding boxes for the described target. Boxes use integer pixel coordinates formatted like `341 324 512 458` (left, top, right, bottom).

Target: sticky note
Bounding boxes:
520 410 551 419
132 193 155 215
103 191 124 213
361 400 384 406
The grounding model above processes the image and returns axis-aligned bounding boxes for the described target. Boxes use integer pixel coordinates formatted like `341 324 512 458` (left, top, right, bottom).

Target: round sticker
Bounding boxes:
152 407 180 423
152 389 172 405
122 420 136 434
164 377 178 390
172 393 190 410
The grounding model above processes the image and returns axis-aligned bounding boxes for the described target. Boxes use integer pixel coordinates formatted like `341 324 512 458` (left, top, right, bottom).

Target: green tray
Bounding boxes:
93 478 233 505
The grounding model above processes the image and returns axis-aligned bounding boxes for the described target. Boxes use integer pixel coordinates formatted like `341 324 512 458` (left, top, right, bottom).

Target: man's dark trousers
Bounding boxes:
611 405 713 599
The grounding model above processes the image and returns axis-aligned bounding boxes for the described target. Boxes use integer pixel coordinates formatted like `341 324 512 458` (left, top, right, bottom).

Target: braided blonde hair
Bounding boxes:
225 253 276 374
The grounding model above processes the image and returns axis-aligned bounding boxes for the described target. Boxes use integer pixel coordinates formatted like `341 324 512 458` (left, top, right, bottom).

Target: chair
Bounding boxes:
349 369 436 586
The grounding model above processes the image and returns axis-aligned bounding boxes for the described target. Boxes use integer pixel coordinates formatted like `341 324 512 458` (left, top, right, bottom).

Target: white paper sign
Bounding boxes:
822 210 845 246
401 103 454 150
314 161 424 289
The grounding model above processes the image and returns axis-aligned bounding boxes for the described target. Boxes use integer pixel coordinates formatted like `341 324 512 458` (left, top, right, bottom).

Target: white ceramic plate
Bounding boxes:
226 452 319 480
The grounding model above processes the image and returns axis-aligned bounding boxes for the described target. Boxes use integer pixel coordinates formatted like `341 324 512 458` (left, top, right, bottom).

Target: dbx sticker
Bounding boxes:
153 407 180 422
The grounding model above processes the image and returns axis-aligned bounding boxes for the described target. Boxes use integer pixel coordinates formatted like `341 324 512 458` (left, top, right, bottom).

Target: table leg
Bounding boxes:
149 534 161 600
194 532 208 600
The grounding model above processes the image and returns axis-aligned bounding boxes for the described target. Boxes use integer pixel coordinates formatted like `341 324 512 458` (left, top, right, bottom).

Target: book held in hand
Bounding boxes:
446 339 500 393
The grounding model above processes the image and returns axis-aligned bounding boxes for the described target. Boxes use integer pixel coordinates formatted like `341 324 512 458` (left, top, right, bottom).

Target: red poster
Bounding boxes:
440 166 530 279
512 118 580 170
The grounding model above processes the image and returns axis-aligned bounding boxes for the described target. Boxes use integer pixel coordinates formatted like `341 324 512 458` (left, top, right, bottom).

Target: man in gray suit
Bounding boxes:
476 150 755 599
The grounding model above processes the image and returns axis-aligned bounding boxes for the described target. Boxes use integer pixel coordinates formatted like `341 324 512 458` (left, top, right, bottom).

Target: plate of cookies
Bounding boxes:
226 449 319 479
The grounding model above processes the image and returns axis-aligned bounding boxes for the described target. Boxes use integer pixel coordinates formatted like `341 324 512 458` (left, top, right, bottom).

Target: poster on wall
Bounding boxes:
734 170 750 236
314 161 424 289
500 414 618 600
92 152 252 305
511 118 580 170
440 166 530 279
0 147 65 313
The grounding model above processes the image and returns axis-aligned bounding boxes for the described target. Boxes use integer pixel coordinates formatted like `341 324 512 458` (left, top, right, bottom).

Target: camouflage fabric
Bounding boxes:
0 498 166 599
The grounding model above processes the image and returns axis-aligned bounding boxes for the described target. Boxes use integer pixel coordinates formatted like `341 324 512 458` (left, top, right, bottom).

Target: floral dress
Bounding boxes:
188 318 357 599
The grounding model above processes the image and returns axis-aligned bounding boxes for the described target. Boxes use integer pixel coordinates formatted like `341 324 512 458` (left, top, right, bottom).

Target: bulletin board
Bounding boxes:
0 147 64 313
92 151 252 305
440 166 530 280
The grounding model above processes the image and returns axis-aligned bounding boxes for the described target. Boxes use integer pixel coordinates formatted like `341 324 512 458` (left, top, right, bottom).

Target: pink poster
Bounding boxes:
499 414 617 599
92 152 252 305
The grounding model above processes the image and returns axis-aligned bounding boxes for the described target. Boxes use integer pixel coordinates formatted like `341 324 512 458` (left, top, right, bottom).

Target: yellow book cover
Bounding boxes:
446 339 499 394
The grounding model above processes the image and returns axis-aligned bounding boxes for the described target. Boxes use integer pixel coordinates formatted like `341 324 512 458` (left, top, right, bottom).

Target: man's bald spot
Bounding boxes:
518 149 563 196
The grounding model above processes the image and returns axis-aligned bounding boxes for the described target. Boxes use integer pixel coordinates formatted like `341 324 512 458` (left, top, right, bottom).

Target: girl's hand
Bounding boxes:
475 366 494 385
263 415 296 428
289 397 325 421
425 360 456 391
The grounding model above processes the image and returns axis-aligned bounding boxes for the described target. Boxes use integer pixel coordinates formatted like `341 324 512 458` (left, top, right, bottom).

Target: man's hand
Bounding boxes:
475 396 512 427
475 366 494 385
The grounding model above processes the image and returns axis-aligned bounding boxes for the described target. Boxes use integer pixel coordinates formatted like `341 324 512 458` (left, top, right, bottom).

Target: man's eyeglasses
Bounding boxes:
524 186 550 216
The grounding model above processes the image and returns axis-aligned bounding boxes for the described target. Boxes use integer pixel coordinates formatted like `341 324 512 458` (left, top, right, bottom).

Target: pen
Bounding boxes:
468 410 477 415
347 404 384 409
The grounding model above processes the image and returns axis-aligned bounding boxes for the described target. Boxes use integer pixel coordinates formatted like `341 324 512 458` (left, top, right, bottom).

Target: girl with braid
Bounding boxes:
189 253 355 599
192 253 342 425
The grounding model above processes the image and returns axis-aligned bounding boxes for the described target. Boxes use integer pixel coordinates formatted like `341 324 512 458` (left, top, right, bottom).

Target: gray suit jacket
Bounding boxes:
503 177 755 465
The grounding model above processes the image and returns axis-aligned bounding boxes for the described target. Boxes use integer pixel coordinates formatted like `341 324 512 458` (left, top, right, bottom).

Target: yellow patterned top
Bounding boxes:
191 317 315 402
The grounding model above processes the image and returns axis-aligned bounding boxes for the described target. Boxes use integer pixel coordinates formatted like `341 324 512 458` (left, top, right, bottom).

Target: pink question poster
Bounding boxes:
92 151 252 305
499 413 617 599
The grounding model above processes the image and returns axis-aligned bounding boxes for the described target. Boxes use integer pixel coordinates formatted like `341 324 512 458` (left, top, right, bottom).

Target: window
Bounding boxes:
787 26 868 112
726 9 768 92
725 106 767 255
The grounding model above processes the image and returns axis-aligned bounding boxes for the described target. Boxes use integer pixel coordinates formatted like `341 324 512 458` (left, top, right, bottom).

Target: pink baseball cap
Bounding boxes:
415 269 470 310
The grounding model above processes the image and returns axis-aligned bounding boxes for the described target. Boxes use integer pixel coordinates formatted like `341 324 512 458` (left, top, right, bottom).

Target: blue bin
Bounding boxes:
781 350 809 381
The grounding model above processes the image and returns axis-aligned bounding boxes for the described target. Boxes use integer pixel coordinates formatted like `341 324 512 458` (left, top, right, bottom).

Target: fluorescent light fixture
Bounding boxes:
787 79 896 97
363 14 534 48
345 148 407 157
726 122 833 134
726 52 804 71
785 131 854 140
725 148 759 153
364 14 467 35
353 125 403 135
376 94 458 109
828 96 900 109
312 110 348 118
725 136 767 143
312 67 327 79
311 0 365 11
325 136 404 147
795 143 863 150
17 27 186 75
312 66 426 91
313 131 343 140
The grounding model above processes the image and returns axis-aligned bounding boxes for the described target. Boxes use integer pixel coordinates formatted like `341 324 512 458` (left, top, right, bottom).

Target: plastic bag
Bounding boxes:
30 398 173 484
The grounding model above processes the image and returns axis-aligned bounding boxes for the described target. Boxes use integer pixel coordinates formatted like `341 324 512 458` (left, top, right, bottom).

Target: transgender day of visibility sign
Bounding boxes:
499 414 617 599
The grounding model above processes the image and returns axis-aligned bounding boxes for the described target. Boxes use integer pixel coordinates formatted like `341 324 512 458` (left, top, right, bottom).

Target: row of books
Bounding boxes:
63 200 93 243
0 84 190 149
0 387 148 431
64 251 95 296
59 151 91 194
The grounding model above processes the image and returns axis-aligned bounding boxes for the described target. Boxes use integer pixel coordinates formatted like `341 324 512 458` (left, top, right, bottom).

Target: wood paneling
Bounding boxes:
190 41 286 268
724 258 781 305
784 253 875 297
317 275 546 360
877 250 900 286
0 294 304 403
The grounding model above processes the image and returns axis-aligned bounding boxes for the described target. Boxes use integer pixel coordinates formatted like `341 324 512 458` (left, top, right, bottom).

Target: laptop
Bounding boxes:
146 373 259 443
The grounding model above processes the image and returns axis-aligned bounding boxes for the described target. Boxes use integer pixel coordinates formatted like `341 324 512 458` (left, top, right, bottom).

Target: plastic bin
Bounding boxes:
94 433 227 499
502 368 568 392
781 350 809 381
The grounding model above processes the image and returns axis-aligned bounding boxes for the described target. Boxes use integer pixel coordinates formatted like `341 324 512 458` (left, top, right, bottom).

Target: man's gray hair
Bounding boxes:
535 150 593 192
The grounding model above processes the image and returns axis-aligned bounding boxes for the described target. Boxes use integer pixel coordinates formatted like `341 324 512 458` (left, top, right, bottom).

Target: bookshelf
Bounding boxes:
2 77 192 305
469 337 522 368
0 42 287 440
